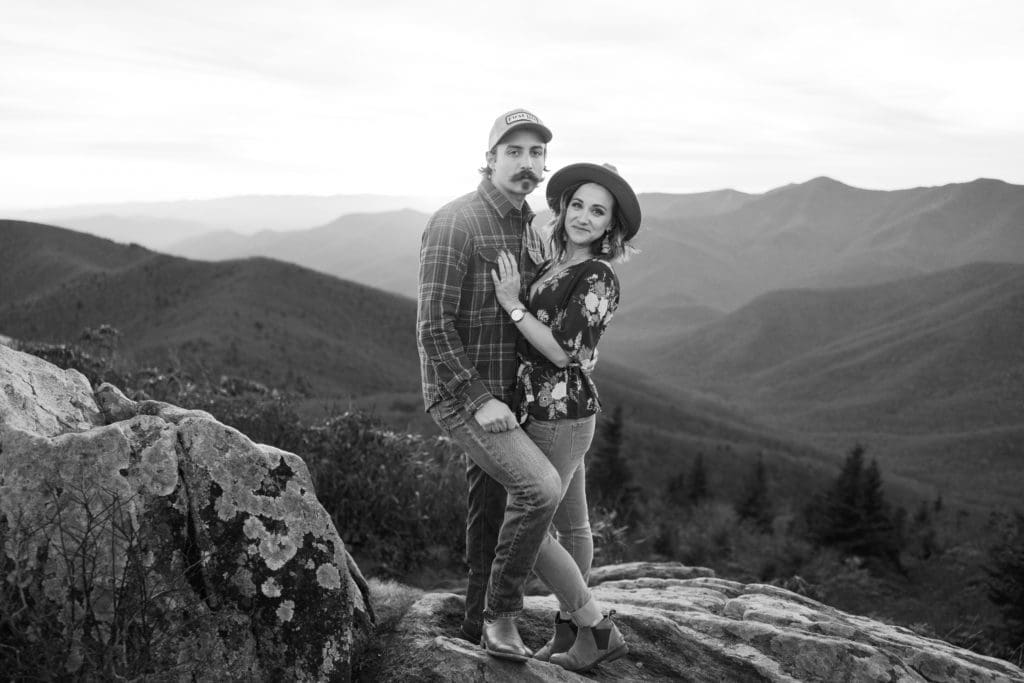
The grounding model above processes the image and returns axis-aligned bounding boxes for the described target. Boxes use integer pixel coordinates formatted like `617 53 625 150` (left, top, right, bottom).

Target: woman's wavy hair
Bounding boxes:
547 181 633 263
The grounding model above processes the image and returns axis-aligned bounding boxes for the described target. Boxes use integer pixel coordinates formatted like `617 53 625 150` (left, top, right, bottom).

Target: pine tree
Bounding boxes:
860 458 900 563
665 470 687 509
736 454 773 532
687 453 708 506
587 405 637 522
805 444 902 566
986 511 1024 649
812 444 865 552
910 499 938 559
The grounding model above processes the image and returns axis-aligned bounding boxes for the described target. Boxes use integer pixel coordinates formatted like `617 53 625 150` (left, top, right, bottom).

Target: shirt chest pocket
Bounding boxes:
462 247 505 328
478 247 502 265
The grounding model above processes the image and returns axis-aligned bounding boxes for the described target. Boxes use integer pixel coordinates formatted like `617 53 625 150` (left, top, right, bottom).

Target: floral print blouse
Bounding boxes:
515 258 620 422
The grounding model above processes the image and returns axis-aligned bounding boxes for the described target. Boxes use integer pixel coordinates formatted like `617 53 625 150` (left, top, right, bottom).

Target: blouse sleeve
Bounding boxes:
551 261 619 363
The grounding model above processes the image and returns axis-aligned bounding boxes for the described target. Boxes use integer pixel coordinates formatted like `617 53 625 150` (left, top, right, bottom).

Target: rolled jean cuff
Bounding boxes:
570 598 602 628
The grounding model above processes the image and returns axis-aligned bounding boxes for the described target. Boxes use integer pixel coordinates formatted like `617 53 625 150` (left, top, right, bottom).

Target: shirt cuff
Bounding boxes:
461 381 494 415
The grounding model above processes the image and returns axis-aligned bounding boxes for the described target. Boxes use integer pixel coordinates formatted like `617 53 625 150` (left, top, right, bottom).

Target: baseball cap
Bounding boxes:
487 108 552 150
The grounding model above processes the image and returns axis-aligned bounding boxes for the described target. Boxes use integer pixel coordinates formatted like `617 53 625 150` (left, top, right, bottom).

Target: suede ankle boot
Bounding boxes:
549 611 628 672
533 612 578 662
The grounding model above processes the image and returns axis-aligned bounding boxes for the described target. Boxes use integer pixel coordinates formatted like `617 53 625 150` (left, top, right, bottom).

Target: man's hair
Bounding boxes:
548 182 631 263
478 146 497 179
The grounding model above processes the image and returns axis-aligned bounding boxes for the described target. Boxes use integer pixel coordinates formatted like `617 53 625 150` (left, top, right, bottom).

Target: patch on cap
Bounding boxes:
488 108 552 148
506 111 539 125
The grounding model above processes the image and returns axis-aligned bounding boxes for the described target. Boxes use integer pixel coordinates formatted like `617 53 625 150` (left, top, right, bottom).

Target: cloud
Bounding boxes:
2 0 1023 209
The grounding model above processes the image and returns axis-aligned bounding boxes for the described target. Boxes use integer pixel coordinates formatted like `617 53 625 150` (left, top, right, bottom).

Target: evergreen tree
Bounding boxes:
892 505 908 549
587 405 637 522
860 459 900 564
810 444 865 552
665 470 687 509
986 511 1024 649
805 444 901 566
736 454 773 532
687 452 708 506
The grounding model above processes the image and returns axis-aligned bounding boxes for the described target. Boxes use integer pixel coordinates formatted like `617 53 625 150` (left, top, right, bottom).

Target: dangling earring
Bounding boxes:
600 233 612 254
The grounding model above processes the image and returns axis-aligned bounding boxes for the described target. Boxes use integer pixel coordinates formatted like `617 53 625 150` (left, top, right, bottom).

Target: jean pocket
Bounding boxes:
524 417 558 445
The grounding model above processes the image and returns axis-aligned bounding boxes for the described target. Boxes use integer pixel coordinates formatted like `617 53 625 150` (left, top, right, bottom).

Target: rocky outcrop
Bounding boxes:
6 344 1024 682
370 567 1024 682
0 345 373 681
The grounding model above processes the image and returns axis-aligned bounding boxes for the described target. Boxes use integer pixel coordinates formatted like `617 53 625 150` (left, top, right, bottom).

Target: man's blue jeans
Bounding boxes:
431 401 562 628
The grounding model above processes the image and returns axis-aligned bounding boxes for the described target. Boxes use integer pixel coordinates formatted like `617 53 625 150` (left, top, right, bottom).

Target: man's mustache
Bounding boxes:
512 170 543 183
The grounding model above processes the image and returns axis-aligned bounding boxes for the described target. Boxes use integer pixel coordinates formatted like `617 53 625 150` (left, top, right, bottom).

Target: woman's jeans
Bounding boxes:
525 414 601 625
431 402 562 624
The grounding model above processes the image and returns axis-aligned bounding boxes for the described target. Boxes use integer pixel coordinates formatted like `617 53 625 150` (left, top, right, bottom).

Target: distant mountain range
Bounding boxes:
115 177 1024 318
4 172 1023 510
618 176 1024 309
645 261 1024 429
636 261 1024 508
6 194 447 249
167 209 427 298
0 219 844 509
0 220 420 398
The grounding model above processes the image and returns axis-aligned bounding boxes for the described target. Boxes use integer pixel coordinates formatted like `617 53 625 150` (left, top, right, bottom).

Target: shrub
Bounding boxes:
0 481 210 679
17 325 129 389
590 508 632 566
986 510 1024 656
18 331 469 579
299 413 466 575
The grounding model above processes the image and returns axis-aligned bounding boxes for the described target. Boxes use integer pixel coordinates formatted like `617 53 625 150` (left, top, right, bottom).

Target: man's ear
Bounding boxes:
484 149 496 170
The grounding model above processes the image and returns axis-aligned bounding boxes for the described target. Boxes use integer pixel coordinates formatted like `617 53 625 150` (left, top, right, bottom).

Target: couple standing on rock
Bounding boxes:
416 108 641 672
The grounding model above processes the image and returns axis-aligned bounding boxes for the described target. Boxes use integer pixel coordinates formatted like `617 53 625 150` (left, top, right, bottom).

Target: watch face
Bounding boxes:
511 308 525 322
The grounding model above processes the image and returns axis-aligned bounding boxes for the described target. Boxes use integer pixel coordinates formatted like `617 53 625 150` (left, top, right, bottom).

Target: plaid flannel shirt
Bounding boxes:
417 179 547 414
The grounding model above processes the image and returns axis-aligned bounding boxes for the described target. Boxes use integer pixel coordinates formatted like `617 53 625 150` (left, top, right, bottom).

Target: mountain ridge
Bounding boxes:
0 220 846 508
631 261 1024 508
14 177 1023 315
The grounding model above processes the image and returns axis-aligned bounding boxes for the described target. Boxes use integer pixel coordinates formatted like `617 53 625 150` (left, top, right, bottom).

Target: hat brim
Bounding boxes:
494 122 553 147
545 163 641 241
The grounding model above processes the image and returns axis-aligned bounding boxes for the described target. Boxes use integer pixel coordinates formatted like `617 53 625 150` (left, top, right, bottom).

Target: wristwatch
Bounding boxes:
509 307 526 323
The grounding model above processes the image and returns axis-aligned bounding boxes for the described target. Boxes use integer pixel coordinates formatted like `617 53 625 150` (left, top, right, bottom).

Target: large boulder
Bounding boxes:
369 565 1024 682
0 342 101 436
0 345 373 681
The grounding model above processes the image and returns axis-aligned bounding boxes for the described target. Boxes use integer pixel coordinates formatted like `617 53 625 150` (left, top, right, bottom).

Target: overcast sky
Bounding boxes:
2 0 1022 210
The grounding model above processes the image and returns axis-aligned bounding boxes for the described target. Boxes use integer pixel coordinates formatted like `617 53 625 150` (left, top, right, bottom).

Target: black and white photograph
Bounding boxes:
2 1 1023 680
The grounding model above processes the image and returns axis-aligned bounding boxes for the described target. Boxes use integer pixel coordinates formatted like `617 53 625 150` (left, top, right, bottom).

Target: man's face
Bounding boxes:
487 128 547 202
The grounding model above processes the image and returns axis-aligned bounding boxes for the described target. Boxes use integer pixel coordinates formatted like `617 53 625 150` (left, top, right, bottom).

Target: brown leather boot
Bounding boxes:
533 612 578 662
481 616 532 662
549 611 628 672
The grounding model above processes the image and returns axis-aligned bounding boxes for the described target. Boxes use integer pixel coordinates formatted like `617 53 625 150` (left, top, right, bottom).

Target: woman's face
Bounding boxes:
565 182 615 249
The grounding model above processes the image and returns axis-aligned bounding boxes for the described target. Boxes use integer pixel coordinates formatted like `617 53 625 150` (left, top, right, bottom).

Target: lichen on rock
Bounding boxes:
175 415 372 680
1 346 374 681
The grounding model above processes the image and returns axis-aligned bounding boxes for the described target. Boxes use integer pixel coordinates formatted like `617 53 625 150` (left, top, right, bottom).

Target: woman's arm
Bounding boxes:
491 250 572 367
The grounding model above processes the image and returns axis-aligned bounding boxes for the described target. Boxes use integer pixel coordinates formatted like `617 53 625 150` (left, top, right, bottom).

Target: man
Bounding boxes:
417 108 560 660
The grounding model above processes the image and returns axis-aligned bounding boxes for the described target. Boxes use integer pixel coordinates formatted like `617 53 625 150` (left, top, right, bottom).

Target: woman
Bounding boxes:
491 162 641 672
